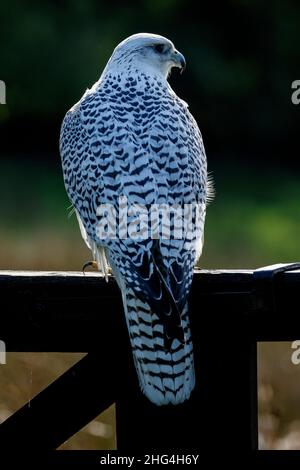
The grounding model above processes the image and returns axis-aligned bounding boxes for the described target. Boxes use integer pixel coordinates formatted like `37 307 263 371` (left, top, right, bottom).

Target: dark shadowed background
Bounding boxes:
0 0 299 450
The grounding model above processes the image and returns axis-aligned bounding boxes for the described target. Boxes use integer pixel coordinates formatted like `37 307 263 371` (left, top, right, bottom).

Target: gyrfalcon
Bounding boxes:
60 33 210 405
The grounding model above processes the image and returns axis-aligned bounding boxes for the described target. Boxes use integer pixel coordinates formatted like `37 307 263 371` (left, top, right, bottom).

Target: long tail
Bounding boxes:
122 287 195 406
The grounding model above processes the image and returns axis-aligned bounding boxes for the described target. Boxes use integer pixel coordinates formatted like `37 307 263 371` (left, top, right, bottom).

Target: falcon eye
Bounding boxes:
154 44 165 54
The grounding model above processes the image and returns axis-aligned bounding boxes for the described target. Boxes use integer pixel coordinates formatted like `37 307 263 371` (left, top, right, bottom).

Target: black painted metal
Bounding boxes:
0 354 117 449
0 266 299 459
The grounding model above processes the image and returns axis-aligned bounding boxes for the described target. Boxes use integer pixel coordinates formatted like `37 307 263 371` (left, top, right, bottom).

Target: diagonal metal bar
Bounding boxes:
0 353 118 449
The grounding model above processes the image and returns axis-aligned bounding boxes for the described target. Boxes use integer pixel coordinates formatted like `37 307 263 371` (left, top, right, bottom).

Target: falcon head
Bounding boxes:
106 33 186 79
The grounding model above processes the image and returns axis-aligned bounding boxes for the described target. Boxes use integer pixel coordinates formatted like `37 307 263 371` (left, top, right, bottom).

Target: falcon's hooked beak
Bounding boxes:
171 50 186 73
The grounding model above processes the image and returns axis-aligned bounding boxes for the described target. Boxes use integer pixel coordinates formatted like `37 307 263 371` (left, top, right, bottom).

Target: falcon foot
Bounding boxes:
82 260 98 274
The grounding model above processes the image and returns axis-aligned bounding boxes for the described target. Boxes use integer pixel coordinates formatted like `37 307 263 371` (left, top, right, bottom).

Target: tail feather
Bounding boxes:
124 287 195 405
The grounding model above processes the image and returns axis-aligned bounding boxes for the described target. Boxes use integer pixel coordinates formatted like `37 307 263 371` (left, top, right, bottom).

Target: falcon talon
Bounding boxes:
82 261 98 274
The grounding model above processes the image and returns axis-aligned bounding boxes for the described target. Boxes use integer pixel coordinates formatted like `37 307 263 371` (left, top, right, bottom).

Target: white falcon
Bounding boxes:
60 33 210 405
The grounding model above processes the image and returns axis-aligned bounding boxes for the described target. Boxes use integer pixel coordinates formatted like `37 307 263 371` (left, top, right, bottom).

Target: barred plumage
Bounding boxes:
60 33 209 405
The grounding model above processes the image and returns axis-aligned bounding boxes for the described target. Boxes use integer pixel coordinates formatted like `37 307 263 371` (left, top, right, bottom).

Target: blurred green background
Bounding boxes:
0 0 299 450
